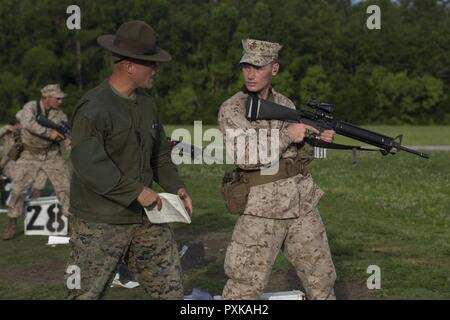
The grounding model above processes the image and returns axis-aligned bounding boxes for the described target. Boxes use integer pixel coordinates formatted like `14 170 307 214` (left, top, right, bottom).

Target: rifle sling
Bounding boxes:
28 100 58 142
247 92 259 121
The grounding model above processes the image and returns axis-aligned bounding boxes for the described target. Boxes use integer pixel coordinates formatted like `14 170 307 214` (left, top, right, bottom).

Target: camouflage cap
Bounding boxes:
40 84 67 99
240 39 283 67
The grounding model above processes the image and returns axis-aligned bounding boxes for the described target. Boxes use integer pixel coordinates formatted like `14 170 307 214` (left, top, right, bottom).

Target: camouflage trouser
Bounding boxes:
2 161 46 190
65 217 183 300
222 208 337 300
2 161 15 180
31 169 48 192
7 150 69 218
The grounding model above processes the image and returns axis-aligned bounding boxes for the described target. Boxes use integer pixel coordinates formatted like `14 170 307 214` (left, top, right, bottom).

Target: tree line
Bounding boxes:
0 0 448 125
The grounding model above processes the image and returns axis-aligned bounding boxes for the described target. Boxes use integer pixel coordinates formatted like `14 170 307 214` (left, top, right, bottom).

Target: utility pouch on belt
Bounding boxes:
221 170 249 215
222 158 307 215
7 142 24 161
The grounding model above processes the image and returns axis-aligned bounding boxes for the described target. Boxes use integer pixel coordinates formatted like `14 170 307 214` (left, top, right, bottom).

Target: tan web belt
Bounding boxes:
241 158 307 188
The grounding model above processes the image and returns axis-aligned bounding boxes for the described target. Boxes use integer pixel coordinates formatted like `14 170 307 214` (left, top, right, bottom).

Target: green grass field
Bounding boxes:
0 126 449 299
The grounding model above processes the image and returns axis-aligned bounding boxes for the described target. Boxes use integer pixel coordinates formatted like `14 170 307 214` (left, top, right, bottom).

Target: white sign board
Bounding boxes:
24 196 68 236
314 147 327 159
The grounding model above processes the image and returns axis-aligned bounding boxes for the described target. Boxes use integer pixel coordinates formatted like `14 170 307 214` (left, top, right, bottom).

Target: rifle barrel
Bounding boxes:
395 144 430 159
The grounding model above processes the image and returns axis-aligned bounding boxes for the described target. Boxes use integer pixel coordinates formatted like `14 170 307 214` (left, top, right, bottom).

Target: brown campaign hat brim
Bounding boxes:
97 34 172 62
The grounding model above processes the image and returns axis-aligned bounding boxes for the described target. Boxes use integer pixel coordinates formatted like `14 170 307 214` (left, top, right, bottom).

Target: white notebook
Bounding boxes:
144 193 191 224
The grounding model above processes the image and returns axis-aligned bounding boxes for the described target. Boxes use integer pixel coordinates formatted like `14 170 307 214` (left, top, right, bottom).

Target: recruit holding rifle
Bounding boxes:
245 94 430 159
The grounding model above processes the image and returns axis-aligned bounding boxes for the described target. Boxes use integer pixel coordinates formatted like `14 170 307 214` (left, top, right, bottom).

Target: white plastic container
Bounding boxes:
260 290 306 300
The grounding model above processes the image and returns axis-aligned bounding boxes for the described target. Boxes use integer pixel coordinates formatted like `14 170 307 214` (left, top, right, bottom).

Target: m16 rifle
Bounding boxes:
245 94 430 159
36 114 72 140
168 139 203 160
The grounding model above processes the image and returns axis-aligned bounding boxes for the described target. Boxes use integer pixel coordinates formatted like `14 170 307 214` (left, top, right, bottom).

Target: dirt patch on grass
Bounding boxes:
0 260 66 289
334 277 375 300
175 227 231 258
266 269 374 299
0 227 374 299
175 227 374 300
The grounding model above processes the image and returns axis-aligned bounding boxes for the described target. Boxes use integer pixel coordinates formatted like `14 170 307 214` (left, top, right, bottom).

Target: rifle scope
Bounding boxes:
307 101 335 114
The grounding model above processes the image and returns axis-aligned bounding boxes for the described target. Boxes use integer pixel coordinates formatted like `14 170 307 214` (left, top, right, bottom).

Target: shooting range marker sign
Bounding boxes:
24 196 68 236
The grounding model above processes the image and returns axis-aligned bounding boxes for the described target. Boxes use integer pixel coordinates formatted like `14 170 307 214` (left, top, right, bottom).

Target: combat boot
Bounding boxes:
2 217 17 240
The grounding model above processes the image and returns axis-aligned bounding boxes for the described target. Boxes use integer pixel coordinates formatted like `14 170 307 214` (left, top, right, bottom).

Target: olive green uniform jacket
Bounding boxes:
69 80 185 224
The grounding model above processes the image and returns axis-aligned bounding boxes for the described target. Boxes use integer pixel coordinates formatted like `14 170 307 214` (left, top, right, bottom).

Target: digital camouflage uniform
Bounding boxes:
29 169 48 198
218 39 336 300
66 21 186 300
7 85 70 220
66 216 182 299
0 124 19 179
15 110 48 195
0 124 47 193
